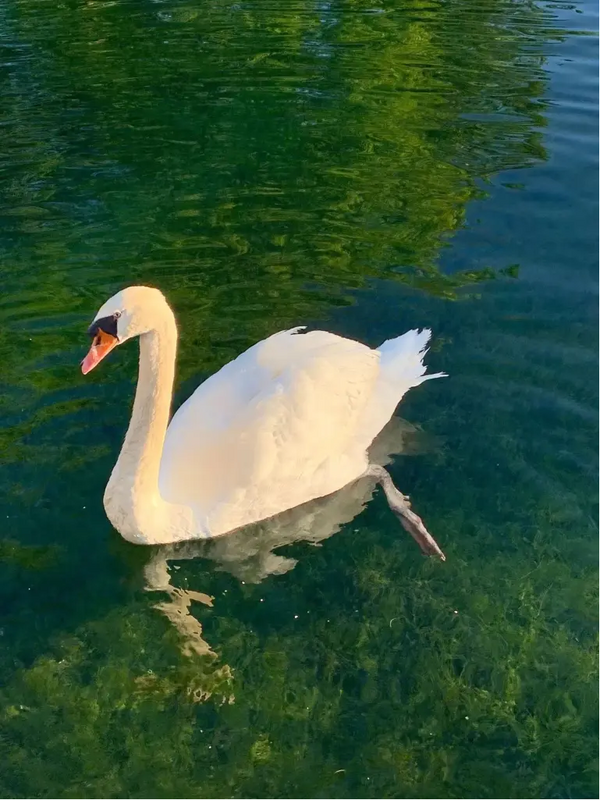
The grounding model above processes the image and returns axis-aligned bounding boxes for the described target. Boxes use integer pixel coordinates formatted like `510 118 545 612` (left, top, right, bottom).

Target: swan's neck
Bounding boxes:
104 311 190 543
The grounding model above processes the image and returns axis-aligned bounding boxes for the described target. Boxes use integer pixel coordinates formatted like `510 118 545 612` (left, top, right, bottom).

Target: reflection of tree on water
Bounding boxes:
145 416 438 656
0 0 553 396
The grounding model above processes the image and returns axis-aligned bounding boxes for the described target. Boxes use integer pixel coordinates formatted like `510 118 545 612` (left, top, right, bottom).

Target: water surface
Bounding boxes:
0 0 597 797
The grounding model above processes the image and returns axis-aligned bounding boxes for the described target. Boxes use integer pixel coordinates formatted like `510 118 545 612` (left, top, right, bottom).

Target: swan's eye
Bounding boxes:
87 313 119 340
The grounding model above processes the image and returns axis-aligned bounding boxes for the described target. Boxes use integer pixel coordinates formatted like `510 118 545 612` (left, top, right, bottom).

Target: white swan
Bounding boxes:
82 285 446 558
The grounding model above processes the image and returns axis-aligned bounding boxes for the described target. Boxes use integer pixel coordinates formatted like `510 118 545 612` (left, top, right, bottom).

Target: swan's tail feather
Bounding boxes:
378 328 447 388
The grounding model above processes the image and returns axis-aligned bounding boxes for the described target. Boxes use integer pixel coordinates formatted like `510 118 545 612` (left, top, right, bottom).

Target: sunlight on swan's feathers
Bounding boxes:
159 326 440 535
159 328 380 532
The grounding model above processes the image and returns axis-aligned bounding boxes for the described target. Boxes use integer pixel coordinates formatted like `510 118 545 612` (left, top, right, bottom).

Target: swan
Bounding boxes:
82 285 446 559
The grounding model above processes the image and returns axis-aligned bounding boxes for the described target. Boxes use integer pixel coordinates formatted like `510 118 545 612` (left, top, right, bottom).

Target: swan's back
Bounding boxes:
159 327 441 536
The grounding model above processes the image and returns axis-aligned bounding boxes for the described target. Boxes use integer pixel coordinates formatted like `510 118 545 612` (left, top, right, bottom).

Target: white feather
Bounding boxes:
160 327 444 537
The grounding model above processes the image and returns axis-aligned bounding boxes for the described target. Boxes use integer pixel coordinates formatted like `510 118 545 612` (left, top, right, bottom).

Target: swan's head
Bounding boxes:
82 285 169 374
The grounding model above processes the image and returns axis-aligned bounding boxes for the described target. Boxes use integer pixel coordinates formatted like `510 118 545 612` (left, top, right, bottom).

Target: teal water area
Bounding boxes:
0 0 597 797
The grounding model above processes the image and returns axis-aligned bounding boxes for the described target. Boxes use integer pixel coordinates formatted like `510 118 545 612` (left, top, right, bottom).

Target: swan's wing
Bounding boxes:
159 328 304 505
159 329 381 533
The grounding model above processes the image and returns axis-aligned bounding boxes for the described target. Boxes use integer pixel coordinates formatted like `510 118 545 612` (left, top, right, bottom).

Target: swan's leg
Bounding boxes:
365 464 446 561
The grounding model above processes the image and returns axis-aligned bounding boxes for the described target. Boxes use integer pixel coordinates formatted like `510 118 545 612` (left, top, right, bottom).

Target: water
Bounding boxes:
0 0 597 796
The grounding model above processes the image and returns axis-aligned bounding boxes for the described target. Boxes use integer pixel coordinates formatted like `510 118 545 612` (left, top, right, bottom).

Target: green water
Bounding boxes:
0 0 597 796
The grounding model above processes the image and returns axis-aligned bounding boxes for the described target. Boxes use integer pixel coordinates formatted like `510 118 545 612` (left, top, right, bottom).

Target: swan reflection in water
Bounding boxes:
143 417 439 659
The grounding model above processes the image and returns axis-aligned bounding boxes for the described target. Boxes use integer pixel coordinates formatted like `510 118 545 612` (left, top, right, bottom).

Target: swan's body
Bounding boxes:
83 286 445 551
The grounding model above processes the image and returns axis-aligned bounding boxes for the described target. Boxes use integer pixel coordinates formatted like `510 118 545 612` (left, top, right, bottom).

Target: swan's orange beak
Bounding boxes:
82 329 119 375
